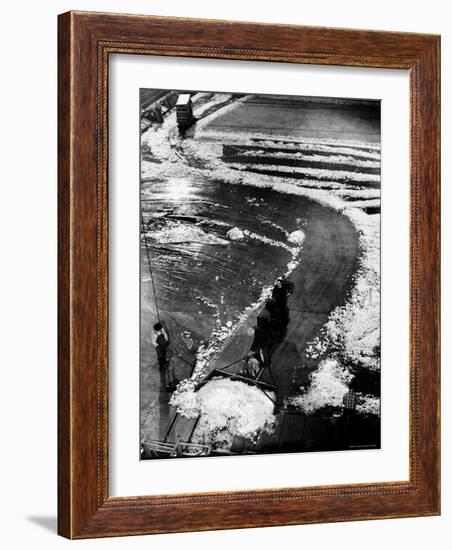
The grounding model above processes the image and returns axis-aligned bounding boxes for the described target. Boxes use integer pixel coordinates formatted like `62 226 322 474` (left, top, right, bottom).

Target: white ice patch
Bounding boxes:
148 223 229 246
335 188 381 199
227 227 245 241
227 226 300 255
197 129 381 152
240 149 381 169
242 229 296 255
288 230 306 245
288 359 353 414
228 162 380 184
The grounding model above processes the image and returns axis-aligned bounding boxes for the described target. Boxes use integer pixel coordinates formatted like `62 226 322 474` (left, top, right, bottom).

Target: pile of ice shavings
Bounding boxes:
170 378 276 444
288 359 353 414
287 229 306 245
148 222 229 246
227 227 245 241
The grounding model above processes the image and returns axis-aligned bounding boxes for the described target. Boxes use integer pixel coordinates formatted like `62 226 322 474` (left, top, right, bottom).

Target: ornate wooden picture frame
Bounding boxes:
58 11 440 539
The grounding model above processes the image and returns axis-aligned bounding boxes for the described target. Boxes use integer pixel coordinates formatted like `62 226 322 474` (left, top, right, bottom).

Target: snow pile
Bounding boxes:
336 188 380 199
288 230 305 245
169 379 199 418
190 323 237 381
288 359 353 414
307 209 380 371
171 378 276 443
227 227 245 241
239 149 380 169
228 162 380 184
197 129 381 153
342 199 380 209
243 229 297 255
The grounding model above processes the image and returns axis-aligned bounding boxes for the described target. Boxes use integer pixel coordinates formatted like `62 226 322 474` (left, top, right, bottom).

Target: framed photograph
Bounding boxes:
58 11 440 538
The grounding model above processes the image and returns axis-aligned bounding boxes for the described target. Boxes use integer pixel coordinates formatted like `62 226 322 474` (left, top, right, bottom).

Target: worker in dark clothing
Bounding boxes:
257 304 272 328
262 298 289 346
151 321 170 372
272 276 294 310
249 323 271 367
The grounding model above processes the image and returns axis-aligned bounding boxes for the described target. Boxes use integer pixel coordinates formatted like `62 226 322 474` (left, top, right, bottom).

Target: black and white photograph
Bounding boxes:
140 89 381 459
1 0 446 545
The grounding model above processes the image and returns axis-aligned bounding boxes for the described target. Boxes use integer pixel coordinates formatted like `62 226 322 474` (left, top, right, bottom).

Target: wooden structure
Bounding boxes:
58 11 440 538
175 93 194 131
141 366 278 459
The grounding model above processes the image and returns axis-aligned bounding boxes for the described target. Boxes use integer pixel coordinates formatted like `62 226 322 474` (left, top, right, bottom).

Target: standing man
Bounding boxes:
272 276 294 311
151 321 170 374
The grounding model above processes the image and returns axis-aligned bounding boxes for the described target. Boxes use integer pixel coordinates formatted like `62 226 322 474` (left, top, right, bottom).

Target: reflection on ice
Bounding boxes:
166 178 195 201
